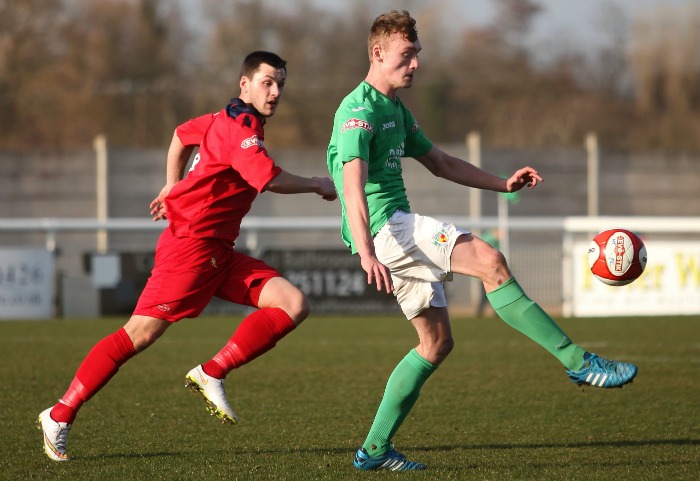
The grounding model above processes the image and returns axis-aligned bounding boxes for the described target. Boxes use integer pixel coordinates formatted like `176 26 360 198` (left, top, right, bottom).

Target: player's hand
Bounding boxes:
507 166 543 192
315 177 338 201
149 185 171 221
359 254 394 294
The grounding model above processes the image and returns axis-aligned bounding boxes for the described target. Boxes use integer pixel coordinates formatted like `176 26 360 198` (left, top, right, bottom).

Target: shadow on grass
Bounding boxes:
77 451 183 461
422 438 700 451
77 438 699 461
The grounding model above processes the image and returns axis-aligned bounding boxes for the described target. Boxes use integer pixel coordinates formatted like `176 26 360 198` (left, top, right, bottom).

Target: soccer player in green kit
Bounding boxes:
327 10 638 471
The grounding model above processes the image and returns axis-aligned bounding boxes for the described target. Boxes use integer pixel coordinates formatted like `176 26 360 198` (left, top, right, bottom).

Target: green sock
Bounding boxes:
487 277 585 371
362 349 437 456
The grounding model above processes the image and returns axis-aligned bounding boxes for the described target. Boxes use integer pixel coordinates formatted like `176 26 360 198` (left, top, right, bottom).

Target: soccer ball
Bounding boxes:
587 228 647 286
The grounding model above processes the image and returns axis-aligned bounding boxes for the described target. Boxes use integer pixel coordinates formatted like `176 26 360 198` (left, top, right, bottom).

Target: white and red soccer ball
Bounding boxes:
588 228 647 286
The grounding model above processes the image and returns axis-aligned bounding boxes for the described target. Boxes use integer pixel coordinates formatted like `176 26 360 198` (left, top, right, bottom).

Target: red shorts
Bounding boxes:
133 228 281 321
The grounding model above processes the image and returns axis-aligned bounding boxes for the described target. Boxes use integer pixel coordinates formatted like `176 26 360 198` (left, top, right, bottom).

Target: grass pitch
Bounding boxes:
1 314 698 481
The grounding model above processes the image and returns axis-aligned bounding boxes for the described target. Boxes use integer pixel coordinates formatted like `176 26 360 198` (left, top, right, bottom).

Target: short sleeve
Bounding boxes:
227 114 282 192
334 107 375 164
176 113 216 146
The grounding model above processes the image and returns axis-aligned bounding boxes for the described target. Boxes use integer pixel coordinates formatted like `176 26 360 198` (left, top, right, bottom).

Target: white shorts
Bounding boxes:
373 211 468 319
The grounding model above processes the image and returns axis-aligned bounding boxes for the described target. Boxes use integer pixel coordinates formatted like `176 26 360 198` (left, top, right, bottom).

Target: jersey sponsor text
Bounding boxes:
241 135 264 149
341 118 373 134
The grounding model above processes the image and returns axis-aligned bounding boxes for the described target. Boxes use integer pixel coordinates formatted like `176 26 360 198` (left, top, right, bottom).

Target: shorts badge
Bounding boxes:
433 229 449 246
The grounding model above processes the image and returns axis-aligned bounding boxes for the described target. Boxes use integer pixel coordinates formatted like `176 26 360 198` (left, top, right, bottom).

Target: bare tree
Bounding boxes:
0 0 189 150
0 0 699 153
629 3 700 150
630 4 700 114
0 0 71 148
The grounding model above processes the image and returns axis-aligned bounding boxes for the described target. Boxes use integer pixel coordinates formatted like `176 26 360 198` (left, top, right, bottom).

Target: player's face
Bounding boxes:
240 63 286 117
378 33 421 90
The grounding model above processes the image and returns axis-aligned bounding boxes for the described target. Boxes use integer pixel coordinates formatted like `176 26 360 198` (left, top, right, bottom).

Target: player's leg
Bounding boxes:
451 233 586 368
357 306 446 469
450 233 637 386
354 212 458 470
37 315 170 461
38 230 222 459
200 275 306 379
186 254 306 424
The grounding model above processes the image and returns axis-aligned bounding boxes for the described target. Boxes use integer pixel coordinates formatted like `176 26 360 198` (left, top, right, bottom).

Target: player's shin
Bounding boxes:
487 277 585 371
362 349 437 456
202 307 296 379
50 328 136 423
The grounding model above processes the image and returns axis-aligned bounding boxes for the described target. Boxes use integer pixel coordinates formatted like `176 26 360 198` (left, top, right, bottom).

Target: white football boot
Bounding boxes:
36 407 71 461
185 365 238 424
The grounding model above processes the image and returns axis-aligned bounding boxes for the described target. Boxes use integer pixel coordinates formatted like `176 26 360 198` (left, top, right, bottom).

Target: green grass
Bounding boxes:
1 314 698 481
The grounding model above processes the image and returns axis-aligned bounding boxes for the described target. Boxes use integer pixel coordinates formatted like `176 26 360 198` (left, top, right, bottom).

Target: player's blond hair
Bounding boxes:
367 10 418 60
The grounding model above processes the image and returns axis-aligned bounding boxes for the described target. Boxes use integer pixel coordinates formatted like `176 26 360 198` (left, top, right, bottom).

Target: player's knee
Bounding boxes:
123 316 169 352
294 294 311 323
437 336 455 361
484 245 507 269
421 335 454 364
480 246 511 285
129 329 160 352
282 288 310 324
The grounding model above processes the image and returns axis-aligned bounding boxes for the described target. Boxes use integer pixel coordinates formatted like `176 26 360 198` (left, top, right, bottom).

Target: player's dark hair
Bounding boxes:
368 10 418 60
240 51 287 79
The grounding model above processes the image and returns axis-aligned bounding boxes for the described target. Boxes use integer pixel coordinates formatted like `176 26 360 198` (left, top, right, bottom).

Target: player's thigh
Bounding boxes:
134 235 226 320
376 212 459 282
393 277 447 320
450 233 510 284
410 306 454 364
411 305 452 341
214 252 288 307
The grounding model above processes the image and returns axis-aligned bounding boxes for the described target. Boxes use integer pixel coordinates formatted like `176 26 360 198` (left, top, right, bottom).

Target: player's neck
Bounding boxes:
244 100 267 126
365 70 398 101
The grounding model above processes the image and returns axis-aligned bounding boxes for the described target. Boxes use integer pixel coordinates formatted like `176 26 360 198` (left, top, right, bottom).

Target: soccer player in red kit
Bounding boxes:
37 51 337 462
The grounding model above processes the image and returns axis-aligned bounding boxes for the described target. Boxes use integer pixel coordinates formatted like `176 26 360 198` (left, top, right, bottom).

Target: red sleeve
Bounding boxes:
227 114 282 192
176 112 217 146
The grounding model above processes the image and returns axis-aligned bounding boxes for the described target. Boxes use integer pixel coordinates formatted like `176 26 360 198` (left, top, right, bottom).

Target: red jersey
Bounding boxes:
165 99 282 243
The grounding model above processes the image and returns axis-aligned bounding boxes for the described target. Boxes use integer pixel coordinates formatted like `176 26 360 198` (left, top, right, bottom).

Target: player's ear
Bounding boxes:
240 76 249 95
372 44 383 62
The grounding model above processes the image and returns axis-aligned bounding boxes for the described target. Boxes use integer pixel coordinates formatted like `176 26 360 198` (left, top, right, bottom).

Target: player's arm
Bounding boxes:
414 145 542 193
150 131 195 221
342 158 393 293
265 170 337 201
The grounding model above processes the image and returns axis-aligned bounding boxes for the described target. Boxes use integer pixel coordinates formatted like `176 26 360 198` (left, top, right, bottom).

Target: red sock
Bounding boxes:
50 328 135 423
202 308 296 379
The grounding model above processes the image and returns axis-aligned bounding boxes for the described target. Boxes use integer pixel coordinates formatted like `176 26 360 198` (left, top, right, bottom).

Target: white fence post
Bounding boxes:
94 134 109 254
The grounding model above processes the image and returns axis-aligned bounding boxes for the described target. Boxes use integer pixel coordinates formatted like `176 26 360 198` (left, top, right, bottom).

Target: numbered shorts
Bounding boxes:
133 228 281 321
374 211 467 320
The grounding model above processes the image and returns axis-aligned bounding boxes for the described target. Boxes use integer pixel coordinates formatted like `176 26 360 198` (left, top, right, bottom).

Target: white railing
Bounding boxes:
0 215 564 251
2 216 699 317
2 215 699 250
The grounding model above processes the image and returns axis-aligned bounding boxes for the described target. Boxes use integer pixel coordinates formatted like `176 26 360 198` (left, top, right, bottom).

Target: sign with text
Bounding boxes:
569 240 700 316
263 249 400 314
0 248 55 319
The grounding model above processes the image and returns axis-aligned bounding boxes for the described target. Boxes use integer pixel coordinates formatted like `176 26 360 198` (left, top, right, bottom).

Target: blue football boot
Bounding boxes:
353 446 427 471
566 352 637 388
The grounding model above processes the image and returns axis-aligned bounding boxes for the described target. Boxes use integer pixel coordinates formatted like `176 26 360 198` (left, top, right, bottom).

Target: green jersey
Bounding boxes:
327 81 433 253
